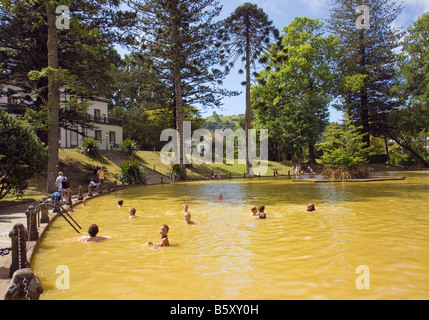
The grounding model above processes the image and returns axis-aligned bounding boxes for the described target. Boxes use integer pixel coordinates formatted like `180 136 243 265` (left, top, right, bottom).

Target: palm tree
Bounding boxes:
220 3 279 174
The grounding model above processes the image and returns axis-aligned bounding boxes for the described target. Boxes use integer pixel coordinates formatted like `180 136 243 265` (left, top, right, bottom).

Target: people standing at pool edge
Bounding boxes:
97 166 105 184
55 171 65 197
148 224 170 247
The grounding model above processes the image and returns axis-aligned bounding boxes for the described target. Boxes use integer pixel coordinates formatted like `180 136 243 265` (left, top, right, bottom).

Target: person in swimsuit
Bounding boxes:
306 203 316 212
148 224 170 247
257 205 266 219
129 207 137 218
79 224 111 242
184 212 196 225
250 206 258 216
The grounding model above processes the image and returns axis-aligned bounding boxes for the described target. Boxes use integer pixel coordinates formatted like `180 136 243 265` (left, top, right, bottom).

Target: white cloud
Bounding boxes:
401 0 429 12
298 0 329 14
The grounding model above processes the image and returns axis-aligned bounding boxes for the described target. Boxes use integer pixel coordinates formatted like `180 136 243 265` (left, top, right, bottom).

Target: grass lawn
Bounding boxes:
0 149 292 205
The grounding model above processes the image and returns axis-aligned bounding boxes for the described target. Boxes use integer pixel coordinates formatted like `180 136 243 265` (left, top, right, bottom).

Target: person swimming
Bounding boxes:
306 203 316 212
184 212 196 225
148 224 170 247
129 207 137 218
79 224 111 242
257 205 266 219
250 206 259 216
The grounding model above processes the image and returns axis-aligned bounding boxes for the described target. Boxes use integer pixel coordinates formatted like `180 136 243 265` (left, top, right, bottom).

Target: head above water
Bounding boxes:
307 203 315 212
88 224 99 237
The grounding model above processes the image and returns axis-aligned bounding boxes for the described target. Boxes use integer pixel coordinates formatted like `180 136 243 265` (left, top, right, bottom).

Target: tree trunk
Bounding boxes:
245 23 252 175
394 139 429 168
358 30 370 148
383 136 390 164
46 7 60 193
170 0 186 175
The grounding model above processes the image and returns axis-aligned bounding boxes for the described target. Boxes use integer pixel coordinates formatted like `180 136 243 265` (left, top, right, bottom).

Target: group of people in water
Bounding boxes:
78 196 317 247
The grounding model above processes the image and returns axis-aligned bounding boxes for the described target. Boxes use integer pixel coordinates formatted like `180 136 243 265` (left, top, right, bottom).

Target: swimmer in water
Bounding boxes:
306 203 316 212
148 224 170 247
118 199 123 207
129 207 137 218
184 212 196 225
183 204 190 214
257 205 266 219
250 206 258 216
79 224 111 242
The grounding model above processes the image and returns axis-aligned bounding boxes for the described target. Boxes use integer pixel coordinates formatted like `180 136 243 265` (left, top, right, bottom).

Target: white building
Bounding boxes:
1 85 123 150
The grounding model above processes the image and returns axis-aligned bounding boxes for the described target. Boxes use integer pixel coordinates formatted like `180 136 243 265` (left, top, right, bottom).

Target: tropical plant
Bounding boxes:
121 138 138 157
165 164 186 181
79 138 100 158
116 160 146 185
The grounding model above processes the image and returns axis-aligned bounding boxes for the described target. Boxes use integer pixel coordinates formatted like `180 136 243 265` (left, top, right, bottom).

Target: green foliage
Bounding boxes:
79 138 100 158
116 160 146 185
252 17 337 162
121 138 138 157
0 110 48 199
327 0 403 145
165 164 186 181
319 120 370 172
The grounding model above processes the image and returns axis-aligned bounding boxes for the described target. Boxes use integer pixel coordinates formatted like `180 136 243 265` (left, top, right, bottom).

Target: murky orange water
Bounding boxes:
31 172 429 299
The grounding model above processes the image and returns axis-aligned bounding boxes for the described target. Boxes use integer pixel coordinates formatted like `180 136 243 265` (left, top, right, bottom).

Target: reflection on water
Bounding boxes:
31 172 429 299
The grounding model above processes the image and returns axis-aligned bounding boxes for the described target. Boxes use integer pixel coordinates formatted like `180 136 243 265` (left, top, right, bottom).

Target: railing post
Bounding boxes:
77 185 84 200
8 223 29 277
25 206 39 242
39 200 50 224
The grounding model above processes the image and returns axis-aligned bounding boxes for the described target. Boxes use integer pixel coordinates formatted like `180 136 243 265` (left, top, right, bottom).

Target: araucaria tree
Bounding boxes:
327 0 403 148
219 3 279 174
127 0 235 169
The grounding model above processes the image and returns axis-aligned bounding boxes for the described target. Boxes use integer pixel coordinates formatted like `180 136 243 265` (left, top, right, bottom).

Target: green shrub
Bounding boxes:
79 138 100 158
0 110 48 199
121 138 138 157
165 164 186 181
116 160 146 184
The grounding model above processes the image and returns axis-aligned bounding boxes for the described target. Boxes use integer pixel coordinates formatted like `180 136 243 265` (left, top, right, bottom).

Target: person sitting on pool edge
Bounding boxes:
79 224 111 242
258 205 266 219
184 212 196 225
148 224 170 248
306 203 316 212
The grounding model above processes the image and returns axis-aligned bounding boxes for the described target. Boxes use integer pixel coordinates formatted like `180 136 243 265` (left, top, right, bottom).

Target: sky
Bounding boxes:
198 0 429 122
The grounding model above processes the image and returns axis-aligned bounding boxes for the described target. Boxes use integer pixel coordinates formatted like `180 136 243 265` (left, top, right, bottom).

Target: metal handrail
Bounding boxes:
35 200 82 233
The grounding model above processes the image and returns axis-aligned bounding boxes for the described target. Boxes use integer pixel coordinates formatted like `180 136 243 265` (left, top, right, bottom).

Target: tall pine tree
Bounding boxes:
127 0 236 168
327 0 403 148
